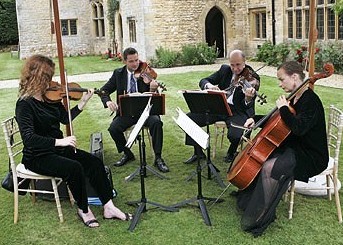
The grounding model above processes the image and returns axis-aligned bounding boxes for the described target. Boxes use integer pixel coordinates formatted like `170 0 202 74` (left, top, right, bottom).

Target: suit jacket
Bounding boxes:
199 64 260 117
100 65 150 114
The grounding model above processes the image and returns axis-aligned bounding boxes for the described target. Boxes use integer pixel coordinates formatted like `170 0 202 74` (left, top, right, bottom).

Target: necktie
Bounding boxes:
130 73 136 93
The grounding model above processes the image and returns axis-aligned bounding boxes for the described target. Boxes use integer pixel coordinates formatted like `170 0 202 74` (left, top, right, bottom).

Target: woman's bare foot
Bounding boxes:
103 200 132 221
77 207 99 228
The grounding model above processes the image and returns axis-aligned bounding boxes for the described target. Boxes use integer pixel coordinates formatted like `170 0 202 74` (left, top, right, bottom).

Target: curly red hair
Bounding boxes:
19 55 55 99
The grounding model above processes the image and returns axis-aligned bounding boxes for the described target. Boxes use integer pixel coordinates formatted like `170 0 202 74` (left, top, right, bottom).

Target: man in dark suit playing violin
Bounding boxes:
184 49 260 164
99 47 169 173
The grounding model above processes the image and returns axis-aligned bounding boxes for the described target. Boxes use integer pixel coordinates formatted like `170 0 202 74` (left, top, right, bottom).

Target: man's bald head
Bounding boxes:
229 50 246 75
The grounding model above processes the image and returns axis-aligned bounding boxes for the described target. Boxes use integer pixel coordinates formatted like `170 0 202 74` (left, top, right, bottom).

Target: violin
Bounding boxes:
43 80 106 103
134 61 167 91
235 67 267 105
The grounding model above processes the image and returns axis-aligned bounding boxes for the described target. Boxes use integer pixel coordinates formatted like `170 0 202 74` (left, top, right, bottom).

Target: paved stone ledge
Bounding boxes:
1 61 342 89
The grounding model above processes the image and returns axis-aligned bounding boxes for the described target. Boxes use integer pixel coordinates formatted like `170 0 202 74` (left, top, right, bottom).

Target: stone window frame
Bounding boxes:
286 0 342 40
91 1 105 38
128 17 137 43
249 8 267 40
61 19 78 36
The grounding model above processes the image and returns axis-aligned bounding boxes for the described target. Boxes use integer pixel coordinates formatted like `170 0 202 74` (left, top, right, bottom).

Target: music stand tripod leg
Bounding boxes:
185 142 226 188
127 134 178 232
145 165 168 179
125 167 140 182
125 130 167 181
172 153 223 226
128 202 146 232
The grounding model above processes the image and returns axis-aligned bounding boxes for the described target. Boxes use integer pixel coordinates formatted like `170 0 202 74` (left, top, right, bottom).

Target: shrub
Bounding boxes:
151 43 217 68
255 41 289 66
150 46 179 68
315 41 343 74
179 43 217 66
255 41 343 74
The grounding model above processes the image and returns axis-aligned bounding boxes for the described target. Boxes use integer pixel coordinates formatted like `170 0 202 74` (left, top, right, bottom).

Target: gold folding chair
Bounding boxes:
2 116 74 223
287 105 343 223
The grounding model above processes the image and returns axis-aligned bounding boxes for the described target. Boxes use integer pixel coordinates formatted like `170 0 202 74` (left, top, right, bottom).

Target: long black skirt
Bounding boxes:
234 147 296 237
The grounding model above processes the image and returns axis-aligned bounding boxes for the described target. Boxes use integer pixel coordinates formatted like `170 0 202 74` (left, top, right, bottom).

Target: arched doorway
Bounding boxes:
205 7 225 58
117 14 123 53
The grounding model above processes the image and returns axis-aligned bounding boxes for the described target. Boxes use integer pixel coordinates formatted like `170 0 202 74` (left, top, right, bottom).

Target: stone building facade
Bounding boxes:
16 0 342 60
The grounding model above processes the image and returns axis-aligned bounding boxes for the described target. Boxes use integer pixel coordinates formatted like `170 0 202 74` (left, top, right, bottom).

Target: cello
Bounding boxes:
227 63 334 190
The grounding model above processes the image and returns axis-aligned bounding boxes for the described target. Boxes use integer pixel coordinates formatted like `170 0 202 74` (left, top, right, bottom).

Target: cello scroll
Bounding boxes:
308 63 334 85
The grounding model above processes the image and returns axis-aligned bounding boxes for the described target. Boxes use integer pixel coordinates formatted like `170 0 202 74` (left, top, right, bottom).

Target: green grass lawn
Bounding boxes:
0 62 343 244
0 52 123 80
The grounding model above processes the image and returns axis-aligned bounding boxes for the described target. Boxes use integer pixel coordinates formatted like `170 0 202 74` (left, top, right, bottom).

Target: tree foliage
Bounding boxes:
0 0 18 46
333 0 343 15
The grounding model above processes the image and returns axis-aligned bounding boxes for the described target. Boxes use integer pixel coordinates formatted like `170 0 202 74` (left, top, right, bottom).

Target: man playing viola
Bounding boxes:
100 47 169 173
183 49 260 164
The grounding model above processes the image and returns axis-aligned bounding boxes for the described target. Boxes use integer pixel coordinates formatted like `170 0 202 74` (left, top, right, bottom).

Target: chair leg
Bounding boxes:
213 128 219 159
220 128 225 149
51 179 64 223
288 181 295 219
29 180 36 203
333 175 343 223
67 186 75 206
326 175 332 200
14 188 19 224
145 127 154 157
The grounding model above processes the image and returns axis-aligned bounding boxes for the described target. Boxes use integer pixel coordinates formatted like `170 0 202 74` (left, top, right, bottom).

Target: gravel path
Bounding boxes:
1 60 341 89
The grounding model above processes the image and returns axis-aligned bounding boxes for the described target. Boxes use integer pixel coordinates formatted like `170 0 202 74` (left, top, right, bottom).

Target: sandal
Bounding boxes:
77 212 99 228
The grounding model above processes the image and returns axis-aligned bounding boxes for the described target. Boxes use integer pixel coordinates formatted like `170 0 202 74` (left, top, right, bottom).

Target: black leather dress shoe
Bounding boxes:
224 153 235 163
154 158 169 173
183 154 206 164
113 154 135 167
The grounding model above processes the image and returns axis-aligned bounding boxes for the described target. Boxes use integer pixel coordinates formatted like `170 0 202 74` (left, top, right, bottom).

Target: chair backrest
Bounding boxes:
2 117 23 175
327 105 343 169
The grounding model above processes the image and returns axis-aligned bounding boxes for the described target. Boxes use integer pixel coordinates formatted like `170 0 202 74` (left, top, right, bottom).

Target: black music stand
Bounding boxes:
183 91 232 188
121 95 178 232
171 107 224 226
120 94 166 181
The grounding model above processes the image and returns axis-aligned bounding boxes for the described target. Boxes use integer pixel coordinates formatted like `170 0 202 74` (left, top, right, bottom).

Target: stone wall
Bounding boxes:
16 0 109 59
117 0 276 61
15 0 295 60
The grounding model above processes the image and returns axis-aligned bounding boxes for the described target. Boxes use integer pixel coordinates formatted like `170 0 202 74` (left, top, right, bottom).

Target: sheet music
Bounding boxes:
172 107 209 150
177 89 226 95
125 92 153 97
125 97 152 148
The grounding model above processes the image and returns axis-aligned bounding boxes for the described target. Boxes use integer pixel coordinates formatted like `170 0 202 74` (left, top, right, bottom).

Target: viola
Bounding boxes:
236 67 267 105
223 67 267 105
43 80 106 103
227 63 334 190
134 61 167 91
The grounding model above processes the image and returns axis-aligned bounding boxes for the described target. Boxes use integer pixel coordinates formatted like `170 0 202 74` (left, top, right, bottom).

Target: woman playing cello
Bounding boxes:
233 61 329 236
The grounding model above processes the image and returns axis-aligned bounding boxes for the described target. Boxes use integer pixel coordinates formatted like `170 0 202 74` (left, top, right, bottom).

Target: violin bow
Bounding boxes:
52 0 74 139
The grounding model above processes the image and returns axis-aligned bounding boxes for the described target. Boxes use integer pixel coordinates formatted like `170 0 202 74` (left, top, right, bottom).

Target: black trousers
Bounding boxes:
185 110 248 155
25 147 113 213
108 115 163 156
